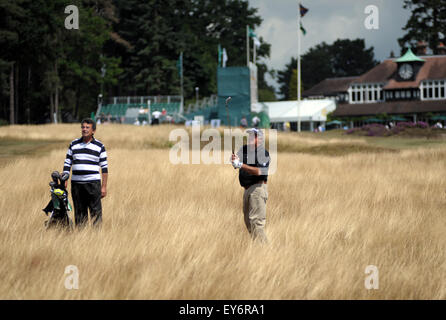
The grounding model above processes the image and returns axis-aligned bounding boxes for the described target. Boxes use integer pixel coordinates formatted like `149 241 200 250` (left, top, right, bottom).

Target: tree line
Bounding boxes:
0 0 274 124
1 0 444 124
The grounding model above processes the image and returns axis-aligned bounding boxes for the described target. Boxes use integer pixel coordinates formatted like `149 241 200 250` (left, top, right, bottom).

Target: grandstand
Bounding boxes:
182 94 219 124
94 64 265 127
96 96 183 124
96 94 224 125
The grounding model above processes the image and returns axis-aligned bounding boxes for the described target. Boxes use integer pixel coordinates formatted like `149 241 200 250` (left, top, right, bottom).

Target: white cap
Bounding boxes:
246 128 263 137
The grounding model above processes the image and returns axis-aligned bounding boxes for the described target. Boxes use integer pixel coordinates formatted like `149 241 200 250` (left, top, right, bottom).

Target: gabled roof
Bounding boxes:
303 76 358 97
416 55 446 80
384 55 446 89
303 55 446 96
353 60 396 84
352 55 446 90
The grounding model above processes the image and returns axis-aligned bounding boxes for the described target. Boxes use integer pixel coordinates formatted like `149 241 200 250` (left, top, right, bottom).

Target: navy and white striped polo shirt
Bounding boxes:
63 137 108 183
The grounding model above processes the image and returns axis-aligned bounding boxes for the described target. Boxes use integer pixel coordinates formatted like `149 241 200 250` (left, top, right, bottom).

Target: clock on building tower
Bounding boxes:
399 63 413 80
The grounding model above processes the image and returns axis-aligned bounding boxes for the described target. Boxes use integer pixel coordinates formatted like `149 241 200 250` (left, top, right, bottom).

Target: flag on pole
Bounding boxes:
253 37 261 48
299 3 308 35
300 4 308 17
300 22 307 35
248 26 257 38
249 26 261 48
222 48 228 67
249 26 261 64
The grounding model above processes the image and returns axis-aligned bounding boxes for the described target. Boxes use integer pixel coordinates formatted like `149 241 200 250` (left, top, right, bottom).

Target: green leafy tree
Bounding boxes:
59 1 122 119
256 43 276 101
278 39 378 100
0 0 27 123
112 0 270 99
330 39 377 77
398 0 446 54
288 69 305 100
301 42 333 91
277 57 296 100
0 0 122 123
0 0 272 123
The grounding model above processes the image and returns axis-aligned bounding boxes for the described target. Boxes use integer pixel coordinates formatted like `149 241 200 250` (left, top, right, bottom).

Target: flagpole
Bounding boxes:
297 2 301 132
180 51 184 114
253 37 257 65
246 25 250 66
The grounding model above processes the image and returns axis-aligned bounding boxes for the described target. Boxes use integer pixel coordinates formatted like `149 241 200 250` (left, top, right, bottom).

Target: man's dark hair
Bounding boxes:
81 118 96 131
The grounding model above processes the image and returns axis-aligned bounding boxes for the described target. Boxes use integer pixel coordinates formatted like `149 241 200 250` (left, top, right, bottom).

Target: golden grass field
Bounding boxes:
0 124 445 299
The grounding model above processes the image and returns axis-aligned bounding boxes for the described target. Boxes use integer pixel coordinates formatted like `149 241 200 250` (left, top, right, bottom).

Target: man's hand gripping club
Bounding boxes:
231 154 242 169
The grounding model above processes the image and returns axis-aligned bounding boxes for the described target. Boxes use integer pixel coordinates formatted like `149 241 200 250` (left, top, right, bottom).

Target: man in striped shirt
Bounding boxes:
63 118 108 229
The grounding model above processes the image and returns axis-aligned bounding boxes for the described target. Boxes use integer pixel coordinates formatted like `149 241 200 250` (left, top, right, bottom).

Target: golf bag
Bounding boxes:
42 171 73 230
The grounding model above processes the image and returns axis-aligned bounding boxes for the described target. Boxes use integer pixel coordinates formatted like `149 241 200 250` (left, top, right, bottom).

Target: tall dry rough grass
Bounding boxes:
0 124 445 299
0 123 369 151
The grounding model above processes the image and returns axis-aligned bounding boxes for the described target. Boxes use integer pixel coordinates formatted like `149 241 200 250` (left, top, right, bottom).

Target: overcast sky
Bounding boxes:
247 0 412 89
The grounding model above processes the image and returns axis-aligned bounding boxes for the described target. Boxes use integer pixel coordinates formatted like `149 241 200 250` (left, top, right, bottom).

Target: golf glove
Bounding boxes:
232 159 242 169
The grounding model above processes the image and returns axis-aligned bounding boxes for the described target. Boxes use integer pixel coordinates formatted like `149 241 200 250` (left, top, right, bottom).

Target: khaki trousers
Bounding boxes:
243 183 268 243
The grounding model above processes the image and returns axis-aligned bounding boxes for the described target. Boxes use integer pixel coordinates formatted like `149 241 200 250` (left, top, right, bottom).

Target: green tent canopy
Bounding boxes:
326 120 343 125
431 115 446 121
365 118 384 123
390 116 407 121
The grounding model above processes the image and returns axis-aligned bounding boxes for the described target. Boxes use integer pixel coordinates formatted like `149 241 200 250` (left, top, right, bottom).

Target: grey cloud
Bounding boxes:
249 0 411 90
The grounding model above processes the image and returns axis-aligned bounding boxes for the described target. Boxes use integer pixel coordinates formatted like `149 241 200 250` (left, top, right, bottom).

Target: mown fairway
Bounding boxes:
0 124 445 299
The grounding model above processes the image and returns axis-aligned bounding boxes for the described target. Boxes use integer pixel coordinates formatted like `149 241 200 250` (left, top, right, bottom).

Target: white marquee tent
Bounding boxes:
261 99 337 124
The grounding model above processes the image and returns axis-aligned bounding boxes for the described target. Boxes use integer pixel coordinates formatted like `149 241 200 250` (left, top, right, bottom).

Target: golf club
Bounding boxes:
225 96 233 154
51 171 60 185
60 172 70 183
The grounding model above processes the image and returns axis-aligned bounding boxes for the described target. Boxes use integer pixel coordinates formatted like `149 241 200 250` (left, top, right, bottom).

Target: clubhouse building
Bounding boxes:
303 42 446 126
